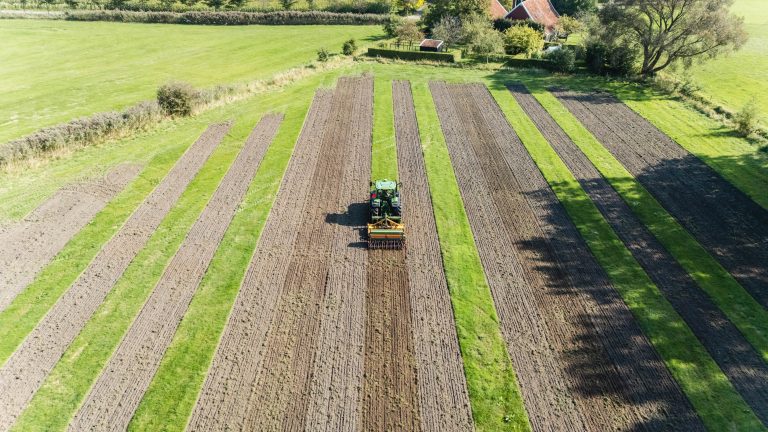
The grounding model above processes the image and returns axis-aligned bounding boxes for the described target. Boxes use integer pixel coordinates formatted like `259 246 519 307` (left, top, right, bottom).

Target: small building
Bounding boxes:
489 0 509 19
419 39 445 52
505 0 560 34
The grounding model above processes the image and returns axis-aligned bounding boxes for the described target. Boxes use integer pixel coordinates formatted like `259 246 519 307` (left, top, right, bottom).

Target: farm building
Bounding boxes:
505 0 560 34
490 0 509 19
419 39 445 52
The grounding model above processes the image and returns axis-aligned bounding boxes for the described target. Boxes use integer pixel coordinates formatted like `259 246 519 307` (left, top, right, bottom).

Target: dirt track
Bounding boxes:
0 124 229 432
510 84 768 424
431 82 703 431
389 80 473 431
552 89 768 309
189 78 372 431
0 163 140 312
68 115 282 431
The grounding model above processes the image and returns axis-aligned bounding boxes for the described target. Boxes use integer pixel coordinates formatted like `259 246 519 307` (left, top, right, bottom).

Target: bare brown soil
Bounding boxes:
430 82 703 431
0 163 140 312
68 115 282 431
0 124 229 431
510 84 768 424
389 80 473 431
189 77 374 431
552 89 768 309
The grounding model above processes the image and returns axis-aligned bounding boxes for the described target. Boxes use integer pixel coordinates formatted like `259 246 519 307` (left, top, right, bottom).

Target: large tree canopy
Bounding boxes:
423 0 489 29
551 0 595 16
598 0 747 75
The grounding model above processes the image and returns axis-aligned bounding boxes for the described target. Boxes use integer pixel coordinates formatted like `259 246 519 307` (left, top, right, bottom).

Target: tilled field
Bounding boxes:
0 163 140 312
390 81 473 431
510 84 768 424
0 124 229 431
552 89 768 309
430 82 702 431
68 114 282 431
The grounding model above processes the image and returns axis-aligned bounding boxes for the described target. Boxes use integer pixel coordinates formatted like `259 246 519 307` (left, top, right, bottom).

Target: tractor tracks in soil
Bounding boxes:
510 84 768 425
68 114 282 431
0 163 141 312
430 81 703 432
552 88 768 310
0 123 229 431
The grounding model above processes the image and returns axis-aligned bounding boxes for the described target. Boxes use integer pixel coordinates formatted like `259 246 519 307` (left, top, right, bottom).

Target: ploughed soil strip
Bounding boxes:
0 124 228 432
431 82 703 432
68 115 282 431
0 163 140 312
510 84 768 424
552 89 768 309
189 77 373 431
389 80 473 431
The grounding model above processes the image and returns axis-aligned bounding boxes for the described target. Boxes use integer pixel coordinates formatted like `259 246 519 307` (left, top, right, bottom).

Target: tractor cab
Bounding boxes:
367 179 405 249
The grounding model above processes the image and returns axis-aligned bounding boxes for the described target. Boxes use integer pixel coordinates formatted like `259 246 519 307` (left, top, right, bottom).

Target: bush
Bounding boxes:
366 47 458 62
503 24 543 56
342 38 357 55
734 100 760 137
493 17 513 32
545 47 576 72
157 82 196 116
317 47 330 62
585 40 636 76
62 9 389 25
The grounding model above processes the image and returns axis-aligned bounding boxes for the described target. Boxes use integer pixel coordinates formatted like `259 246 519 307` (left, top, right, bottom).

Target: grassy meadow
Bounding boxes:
0 19 381 143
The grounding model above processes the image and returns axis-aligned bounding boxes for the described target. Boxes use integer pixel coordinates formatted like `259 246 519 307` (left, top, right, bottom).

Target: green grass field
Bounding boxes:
678 0 768 124
2 14 768 430
0 19 381 143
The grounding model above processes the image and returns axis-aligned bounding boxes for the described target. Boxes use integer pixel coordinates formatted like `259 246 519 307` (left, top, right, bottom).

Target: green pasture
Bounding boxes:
0 19 381 143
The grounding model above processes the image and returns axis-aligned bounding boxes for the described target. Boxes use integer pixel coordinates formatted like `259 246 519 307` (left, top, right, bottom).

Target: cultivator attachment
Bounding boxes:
367 217 405 250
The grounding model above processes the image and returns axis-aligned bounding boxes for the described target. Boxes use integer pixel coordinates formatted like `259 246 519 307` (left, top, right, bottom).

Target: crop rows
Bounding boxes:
0 163 140 312
430 82 702 431
0 123 229 431
551 89 768 309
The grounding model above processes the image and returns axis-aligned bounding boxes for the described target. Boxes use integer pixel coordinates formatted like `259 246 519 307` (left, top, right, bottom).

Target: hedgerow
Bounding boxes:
61 9 388 25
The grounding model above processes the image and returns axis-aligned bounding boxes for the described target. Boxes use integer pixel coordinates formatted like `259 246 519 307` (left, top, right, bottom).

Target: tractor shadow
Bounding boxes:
325 202 368 249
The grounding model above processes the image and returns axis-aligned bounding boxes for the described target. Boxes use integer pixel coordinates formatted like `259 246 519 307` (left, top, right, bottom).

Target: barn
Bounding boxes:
505 0 560 34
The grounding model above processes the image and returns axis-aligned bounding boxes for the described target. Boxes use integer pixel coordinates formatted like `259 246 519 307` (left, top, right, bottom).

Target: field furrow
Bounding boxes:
187 88 336 431
552 89 768 308
431 82 703 431
0 123 228 432
68 114 282 431
0 163 140 312
390 80 473 431
303 77 371 432
510 84 768 424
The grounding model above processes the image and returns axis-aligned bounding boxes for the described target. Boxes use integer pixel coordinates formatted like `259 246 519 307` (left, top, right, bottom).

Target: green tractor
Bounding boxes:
367 179 405 249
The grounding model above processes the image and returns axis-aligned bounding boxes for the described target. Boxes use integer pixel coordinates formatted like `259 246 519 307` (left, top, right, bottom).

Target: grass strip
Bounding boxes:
372 76 398 180
128 100 312 430
412 82 531 432
0 124 207 367
527 85 768 365
10 124 239 432
491 86 765 432
609 83 768 211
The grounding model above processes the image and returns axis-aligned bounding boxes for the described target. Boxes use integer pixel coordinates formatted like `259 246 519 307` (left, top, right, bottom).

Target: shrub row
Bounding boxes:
0 102 162 167
366 48 459 63
61 9 388 25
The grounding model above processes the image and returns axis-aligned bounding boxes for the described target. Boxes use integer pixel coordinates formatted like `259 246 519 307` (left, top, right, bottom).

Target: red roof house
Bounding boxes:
490 0 508 19
505 0 560 33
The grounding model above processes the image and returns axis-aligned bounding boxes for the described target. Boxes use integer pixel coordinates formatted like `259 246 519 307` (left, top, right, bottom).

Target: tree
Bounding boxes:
279 0 298 10
734 99 759 137
423 0 489 29
227 0 246 9
393 0 425 15
383 14 404 38
555 15 582 39
503 24 544 56
596 0 747 76
551 0 595 16
64 0 80 8
395 20 424 43
469 26 505 62
39 0 56 9
160 0 175 9
431 16 463 46
205 0 224 9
